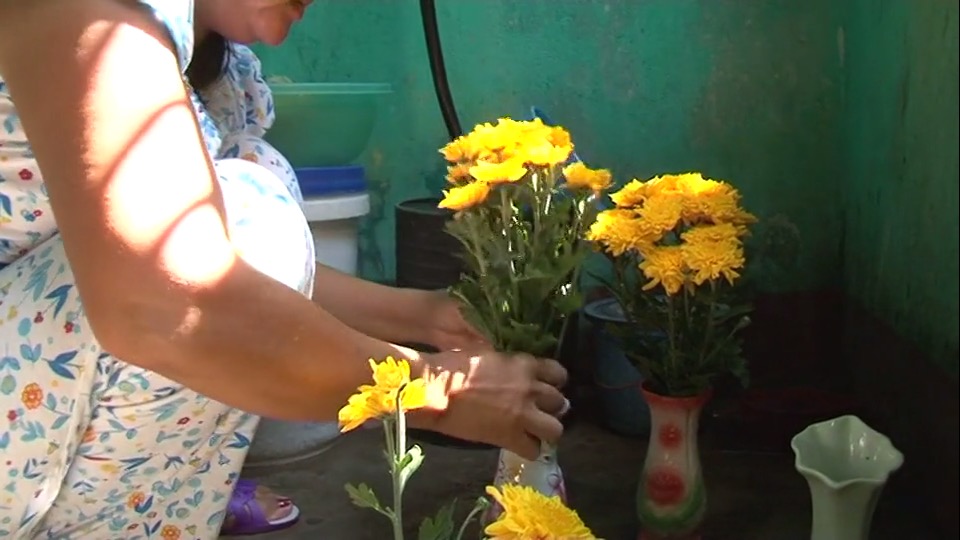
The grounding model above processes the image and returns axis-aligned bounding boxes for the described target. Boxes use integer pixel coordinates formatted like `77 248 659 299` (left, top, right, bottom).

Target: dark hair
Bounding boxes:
186 32 231 91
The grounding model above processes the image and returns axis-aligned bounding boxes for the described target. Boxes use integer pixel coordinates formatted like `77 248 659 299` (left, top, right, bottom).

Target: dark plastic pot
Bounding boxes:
583 297 651 437
394 197 464 291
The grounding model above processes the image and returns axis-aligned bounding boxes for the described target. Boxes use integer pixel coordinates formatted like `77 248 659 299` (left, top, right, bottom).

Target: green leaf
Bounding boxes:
398 444 425 490
344 483 382 511
417 499 458 540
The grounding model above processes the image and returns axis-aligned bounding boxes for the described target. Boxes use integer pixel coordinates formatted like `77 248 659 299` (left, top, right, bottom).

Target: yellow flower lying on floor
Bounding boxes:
484 484 596 539
337 356 428 432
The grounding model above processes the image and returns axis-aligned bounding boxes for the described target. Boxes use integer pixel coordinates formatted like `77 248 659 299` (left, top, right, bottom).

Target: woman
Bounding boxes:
0 1 569 538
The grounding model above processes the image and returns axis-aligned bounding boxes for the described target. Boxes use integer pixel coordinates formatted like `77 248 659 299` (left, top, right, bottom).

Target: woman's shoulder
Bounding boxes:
138 0 196 73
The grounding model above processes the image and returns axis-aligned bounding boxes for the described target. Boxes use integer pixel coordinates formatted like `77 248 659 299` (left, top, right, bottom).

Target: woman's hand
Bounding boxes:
410 349 568 460
418 290 490 351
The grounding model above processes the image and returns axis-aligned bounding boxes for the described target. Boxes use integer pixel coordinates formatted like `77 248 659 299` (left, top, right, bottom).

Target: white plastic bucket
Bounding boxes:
303 192 370 274
246 190 370 466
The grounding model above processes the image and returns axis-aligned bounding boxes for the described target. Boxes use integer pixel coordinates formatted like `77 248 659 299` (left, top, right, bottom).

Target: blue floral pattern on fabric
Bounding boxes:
200 44 303 205
0 3 315 538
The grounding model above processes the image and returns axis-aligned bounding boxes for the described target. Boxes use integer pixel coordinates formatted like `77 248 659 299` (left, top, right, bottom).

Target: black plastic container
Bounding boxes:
395 197 464 290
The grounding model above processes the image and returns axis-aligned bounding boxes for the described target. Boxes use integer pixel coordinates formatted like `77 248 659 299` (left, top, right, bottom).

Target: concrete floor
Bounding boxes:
231 417 934 540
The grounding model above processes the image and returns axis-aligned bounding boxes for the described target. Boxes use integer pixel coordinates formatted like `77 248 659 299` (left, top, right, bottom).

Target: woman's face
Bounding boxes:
197 0 313 46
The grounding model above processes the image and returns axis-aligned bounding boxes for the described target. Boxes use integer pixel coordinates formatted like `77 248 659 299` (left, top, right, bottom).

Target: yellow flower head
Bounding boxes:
523 141 573 167
638 245 687 295
610 179 647 209
337 357 428 433
438 181 492 211
469 120 518 158
369 356 412 390
665 172 757 227
469 159 528 185
484 485 596 539
449 118 575 169
587 209 654 257
636 191 683 240
562 162 613 193
446 163 472 185
680 223 746 286
440 135 480 163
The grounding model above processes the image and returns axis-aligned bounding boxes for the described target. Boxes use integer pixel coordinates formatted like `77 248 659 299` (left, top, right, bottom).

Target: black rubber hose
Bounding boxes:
419 0 462 140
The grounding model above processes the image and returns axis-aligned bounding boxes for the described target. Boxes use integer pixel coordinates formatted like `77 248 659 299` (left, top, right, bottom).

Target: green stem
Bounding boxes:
499 189 521 322
465 215 502 347
666 294 678 394
699 280 717 368
381 417 399 528
383 417 396 467
533 168 544 233
455 500 488 540
701 315 745 367
390 405 406 540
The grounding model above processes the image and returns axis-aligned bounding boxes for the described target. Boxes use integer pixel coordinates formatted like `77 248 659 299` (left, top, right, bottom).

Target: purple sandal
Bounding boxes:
220 478 301 536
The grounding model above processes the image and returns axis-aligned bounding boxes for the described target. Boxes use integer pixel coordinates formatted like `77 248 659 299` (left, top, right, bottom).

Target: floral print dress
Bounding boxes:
199 43 304 207
0 2 314 539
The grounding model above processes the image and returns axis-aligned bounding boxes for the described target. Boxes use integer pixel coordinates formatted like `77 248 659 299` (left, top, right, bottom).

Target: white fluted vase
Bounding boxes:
791 415 904 540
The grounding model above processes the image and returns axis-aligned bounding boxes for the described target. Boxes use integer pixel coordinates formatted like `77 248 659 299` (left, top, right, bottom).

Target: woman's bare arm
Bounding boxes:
0 0 419 421
310 265 438 345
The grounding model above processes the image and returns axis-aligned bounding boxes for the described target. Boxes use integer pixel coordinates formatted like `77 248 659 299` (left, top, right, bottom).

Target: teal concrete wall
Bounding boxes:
841 0 959 377
254 0 845 291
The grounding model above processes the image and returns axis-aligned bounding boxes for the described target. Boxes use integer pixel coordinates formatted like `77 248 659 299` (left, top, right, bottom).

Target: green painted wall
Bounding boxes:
256 0 958 375
841 0 959 377
254 0 845 291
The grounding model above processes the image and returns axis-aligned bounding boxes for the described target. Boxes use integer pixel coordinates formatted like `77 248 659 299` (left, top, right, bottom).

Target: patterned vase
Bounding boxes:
636 383 711 540
482 443 567 523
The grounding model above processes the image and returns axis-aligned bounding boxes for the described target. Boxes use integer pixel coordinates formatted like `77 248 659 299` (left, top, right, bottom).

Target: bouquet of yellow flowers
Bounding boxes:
338 357 597 540
436 117 611 516
437 117 611 357
587 172 757 397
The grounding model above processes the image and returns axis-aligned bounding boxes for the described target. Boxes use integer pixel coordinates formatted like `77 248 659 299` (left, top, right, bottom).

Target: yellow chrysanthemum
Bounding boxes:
659 172 758 227
545 126 573 156
438 181 491 211
337 357 429 432
638 245 687 295
562 162 613 193
680 224 746 286
453 118 575 169
586 209 654 257
484 485 595 539
681 222 740 245
446 163 472 184
523 140 573 167
469 159 528 185
636 192 683 240
610 179 647 209
368 356 413 389
469 120 517 157
641 173 683 196
440 134 480 163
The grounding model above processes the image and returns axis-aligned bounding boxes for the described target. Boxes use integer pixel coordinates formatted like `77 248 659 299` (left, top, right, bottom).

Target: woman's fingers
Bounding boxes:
521 405 564 453
535 357 568 388
532 381 568 417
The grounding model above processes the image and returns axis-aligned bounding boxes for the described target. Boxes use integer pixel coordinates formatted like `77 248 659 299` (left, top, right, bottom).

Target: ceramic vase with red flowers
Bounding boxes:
636 383 711 540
